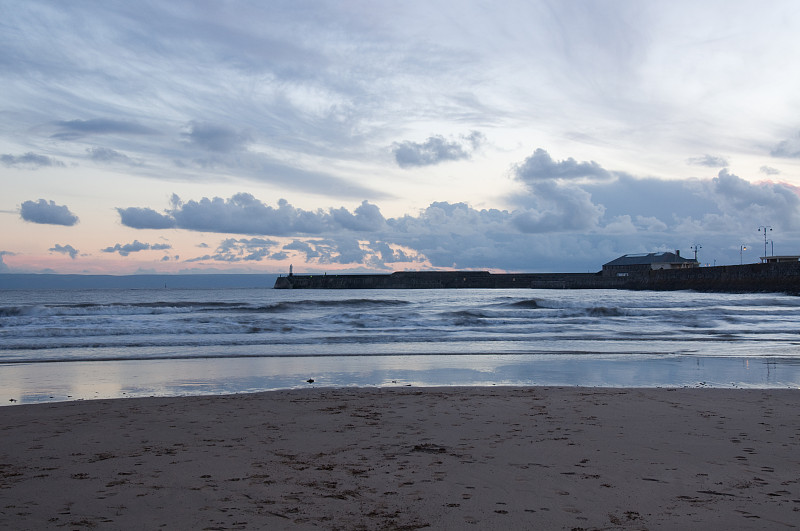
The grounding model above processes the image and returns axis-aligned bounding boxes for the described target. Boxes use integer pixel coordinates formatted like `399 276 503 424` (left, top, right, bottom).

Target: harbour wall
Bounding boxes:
274 262 800 294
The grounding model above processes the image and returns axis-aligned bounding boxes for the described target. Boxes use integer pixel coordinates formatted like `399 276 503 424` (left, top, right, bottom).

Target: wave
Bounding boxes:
0 298 411 320
504 299 541 309
257 298 410 312
3 289 800 367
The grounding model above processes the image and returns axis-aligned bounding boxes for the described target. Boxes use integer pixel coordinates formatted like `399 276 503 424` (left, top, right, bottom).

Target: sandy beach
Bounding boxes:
1 387 799 530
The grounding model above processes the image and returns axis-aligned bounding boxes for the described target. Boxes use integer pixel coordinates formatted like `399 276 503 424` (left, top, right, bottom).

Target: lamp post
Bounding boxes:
758 226 773 262
740 244 747 265
690 244 702 261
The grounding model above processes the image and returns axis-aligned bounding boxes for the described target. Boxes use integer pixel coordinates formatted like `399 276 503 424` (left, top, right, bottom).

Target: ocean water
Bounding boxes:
2 287 800 403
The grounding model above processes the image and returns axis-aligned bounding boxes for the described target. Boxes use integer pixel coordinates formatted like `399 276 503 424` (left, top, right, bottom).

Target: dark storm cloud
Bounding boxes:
183 122 252 153
101 240 172 256
771 132 800 158
49 244 79 259
52 118 156 139
392 131 485 168
2 152 65 168
20 199 79 226
687 154 728 168
514 148 612 182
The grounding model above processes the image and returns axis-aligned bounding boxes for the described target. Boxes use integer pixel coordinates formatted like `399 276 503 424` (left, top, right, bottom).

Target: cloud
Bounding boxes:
514 148 612 183
52 118 156 140
217 237 278 261
170 194 330 235
588 173 714 222
115 149 800 272
49 244 79 259
101 240 172 256
771 132 800 158
687 154 728 168
20 199 79 226
710 169 800 229
186 237 279 263
512 181 605 232
281 238 411 269
0 251 13 273
392 131 485 168
330 200 386 231
87 147 140 165
116 207 177 229
1 152 65 168
119 194 385 236
283 240 320 259
182 122 252 153
760 166 780 175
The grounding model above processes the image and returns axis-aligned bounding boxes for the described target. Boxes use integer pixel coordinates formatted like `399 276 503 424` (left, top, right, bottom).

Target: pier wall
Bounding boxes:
274 262 800 294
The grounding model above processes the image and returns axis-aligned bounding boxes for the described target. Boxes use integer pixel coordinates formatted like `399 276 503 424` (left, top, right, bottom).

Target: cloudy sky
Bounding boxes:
3 0 800 275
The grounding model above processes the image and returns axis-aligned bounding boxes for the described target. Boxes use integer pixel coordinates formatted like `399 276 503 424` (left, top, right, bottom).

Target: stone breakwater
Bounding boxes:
274 262 800 294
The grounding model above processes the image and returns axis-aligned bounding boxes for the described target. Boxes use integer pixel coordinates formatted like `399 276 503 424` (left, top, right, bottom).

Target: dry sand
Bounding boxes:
1 387 799 530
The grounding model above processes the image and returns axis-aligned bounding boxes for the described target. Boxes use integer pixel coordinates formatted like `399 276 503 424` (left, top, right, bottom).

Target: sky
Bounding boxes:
2 0 800 276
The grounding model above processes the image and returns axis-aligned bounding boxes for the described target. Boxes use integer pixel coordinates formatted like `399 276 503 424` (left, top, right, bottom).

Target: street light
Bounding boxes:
740 244 747 265
690 244 702 261
758 226 773 262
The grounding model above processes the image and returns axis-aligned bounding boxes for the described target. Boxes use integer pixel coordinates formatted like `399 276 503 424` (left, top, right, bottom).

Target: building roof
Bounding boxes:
603 252 698 267
761 255 800 263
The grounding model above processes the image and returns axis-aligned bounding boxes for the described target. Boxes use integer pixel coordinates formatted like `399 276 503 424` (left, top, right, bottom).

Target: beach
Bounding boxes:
2 387 799 529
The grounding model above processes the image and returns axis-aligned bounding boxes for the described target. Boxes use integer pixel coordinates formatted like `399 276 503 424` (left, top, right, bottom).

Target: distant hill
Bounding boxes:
0 273 279 290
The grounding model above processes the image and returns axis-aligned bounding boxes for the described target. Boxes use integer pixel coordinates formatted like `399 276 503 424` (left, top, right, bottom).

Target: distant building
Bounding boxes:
602 251 699 277
761 255 800 264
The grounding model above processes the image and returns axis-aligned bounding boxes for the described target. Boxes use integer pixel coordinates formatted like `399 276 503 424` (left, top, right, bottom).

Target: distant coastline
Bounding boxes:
0 273 278 290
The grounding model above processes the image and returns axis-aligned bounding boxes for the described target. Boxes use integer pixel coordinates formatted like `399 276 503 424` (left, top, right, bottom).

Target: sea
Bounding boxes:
2 286 800 404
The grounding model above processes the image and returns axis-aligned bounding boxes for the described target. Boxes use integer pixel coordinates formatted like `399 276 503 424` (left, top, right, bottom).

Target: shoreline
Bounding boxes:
2 386 799 529
3 353 800 406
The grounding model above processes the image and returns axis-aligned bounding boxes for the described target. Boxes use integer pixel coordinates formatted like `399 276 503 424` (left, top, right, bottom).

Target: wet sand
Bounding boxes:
1 387 799 529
